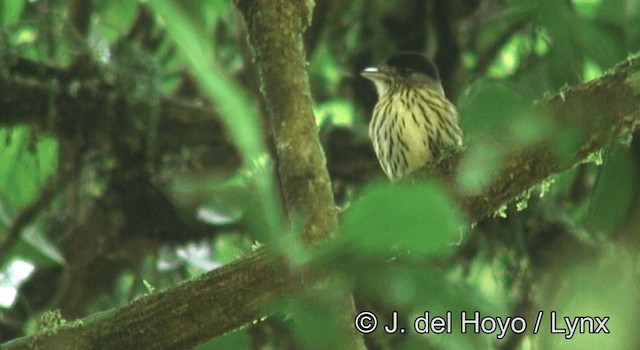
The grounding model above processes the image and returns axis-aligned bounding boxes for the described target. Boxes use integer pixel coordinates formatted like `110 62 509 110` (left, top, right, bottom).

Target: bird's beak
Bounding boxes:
360 67 384 80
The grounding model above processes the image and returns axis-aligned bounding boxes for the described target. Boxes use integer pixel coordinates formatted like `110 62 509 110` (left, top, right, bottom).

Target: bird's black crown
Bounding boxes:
382 52 440 81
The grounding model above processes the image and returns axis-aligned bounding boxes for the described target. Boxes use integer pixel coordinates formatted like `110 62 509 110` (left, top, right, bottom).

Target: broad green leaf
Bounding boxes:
341 181 464 255
585 145 638 235
536 248 637 349
0 127 58 213
94 0 139 43
458 80 534 137
1 0 26 25
456 81 551 192
577 22 625 70
277 295 354 349
148 0 283 239
350 260 501 350
196 328 251 350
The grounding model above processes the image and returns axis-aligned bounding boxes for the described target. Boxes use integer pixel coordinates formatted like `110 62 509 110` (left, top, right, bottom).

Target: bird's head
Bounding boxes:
361 52 444 97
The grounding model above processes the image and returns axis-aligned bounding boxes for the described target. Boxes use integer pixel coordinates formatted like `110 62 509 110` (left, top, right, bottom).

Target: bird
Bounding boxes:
361 52 463 181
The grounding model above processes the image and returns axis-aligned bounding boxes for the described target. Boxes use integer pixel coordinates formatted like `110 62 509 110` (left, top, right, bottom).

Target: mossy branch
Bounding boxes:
233 1 364 349
234 0 337 242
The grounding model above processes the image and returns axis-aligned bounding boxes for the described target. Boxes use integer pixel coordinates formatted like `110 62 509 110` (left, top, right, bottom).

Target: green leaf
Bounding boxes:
456 81 552 192
594 0 624 24
1 225 65 268
196 328 251 350
340 181 464 255
577 21 625 70
585 145 638 235
350 260 501 350
94 0 139 43
536 0 584 87
148 0 284 240
458 80 534 137
536 248 637 349
276 294 354 349
0 127 58 212
456 142 507 194
1 0 26 25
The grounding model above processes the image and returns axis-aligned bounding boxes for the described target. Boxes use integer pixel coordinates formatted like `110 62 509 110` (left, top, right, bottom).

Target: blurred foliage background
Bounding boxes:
1 0 640 349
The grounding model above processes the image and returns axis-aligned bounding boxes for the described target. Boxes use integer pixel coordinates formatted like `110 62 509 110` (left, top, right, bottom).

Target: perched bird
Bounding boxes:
361 52 463 181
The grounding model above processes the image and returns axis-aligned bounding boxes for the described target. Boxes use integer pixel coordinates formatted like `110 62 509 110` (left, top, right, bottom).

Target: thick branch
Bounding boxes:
459 58 640 221
1 58 239 170
232 1 363 349
234 0 337 242
1 248 289 350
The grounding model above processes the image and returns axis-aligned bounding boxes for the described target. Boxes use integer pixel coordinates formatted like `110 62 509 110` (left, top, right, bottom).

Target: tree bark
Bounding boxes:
234 0 337 242
233 1 364 349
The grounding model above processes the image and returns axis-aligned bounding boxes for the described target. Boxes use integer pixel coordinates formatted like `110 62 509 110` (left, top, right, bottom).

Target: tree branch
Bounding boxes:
459 57 640 221
234 0 337 242
1 58 239 169
233 1 363 349
0 170 73 259
1 248 289 350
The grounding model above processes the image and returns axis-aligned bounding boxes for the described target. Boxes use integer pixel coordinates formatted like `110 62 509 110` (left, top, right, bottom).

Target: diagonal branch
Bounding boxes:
459 58 640 221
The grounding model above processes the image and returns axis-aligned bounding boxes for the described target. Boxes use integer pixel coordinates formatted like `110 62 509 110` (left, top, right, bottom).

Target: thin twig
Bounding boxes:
0 171 73 258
